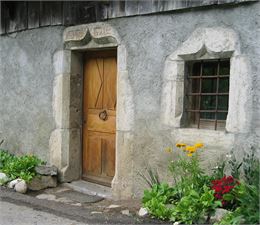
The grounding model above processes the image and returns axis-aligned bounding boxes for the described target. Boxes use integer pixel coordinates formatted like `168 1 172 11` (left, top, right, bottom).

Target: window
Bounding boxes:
185 59 230 130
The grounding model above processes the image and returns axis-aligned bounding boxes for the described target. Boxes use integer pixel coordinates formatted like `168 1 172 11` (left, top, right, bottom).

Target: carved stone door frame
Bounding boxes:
50 23 135 199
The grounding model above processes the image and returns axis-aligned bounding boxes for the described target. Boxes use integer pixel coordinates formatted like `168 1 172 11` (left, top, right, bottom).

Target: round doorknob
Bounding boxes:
99 110 108 121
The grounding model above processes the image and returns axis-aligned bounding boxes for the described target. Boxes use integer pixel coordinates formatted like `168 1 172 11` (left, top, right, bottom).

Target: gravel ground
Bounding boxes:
0 201 88 225
0 186 167 225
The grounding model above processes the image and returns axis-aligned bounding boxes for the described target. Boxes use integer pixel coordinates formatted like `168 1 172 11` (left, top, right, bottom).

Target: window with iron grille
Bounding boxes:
185 59 230 130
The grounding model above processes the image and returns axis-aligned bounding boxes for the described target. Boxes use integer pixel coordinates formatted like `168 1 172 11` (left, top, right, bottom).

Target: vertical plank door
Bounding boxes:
82 50 117 186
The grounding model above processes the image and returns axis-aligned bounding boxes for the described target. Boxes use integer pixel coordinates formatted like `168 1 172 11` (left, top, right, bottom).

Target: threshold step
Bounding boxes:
62 180 112 199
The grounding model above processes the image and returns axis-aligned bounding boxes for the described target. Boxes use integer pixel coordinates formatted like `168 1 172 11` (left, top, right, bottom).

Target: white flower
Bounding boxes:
226 154 232 158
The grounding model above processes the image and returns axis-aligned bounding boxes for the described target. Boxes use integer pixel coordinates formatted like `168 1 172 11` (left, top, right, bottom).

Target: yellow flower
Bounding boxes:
185 146 197 153
194 143 204 148
187 153 193 157
176 143 186 148
165 147 173 153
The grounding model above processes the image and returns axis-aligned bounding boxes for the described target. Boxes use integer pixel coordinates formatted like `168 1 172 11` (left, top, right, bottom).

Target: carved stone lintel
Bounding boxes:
89 25 113 39
63 25 89 42
63 23 119 46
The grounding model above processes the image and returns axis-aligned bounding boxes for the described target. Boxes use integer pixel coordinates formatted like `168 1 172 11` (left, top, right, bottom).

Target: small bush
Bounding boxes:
170 185 221 224
219 182 260 224
0 150 44 182
142 183 176 220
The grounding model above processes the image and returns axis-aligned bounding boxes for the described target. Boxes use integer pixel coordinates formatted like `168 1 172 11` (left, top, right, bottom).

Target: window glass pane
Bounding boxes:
219 61 230 75
191 79 200 93
201 95 216 110
202 61 218 76
217 112 228 120
187 112 198 126
186 95 200 110
201 78 217 93
219 78 229 93
200 112 215 119
191 95 200 109
186 59 230 130
192 62 201 76
218 96 228 110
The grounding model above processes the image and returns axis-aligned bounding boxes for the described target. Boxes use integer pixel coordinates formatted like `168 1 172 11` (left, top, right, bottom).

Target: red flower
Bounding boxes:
211 175 239 209
214 193 222 199
212 185 222 192
222 185 234 194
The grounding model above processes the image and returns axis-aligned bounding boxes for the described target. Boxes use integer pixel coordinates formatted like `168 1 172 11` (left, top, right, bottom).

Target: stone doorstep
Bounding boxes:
31 185 141 216
62 180 112 199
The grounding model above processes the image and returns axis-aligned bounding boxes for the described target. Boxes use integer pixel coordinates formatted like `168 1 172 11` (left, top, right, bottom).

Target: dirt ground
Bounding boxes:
0 186 168 224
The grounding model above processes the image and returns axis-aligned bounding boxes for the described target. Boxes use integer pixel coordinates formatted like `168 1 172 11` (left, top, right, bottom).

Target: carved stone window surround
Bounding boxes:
161 27 252 135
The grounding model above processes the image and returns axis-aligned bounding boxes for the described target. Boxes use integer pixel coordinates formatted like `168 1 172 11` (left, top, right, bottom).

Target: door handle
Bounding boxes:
99 110 108 121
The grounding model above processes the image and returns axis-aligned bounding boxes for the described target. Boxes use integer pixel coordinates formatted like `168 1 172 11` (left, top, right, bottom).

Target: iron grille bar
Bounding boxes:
186 109 228 113
199 118 226 122
188 75 229 79
187 93 229 96
198 61 203 129
215 59 220 130
185 59 230 130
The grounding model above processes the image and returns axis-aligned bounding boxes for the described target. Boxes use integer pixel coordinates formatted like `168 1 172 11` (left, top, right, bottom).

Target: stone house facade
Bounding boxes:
0 0 259 199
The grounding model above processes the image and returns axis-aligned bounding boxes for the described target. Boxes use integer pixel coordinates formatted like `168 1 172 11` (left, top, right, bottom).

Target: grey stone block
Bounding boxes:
28 176 57 191
35 165 58 176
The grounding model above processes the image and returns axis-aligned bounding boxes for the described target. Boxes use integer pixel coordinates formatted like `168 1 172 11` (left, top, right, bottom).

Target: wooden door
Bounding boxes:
82 50 117 186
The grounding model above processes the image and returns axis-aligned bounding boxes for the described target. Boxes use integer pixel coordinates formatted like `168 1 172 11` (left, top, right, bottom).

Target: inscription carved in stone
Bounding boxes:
63 23 118 44
90 26 113 38
64 25 88 42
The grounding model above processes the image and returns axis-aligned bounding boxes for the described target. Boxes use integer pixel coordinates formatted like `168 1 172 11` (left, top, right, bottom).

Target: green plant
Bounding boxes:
212 160 226 180
219 182 260 224
138 165 160 188
211 175 239 210
0 150 44 182
228 149 242 179
170 185 221 224
242 147 259 187
169 153 211 198
0 150 15 169
142 183 176 220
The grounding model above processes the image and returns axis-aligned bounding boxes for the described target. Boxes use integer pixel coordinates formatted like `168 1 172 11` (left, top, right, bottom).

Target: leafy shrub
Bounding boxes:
143 143 218 223
219 182 260 224
170 185 221 224
142 183 176 220
168 147 211 199
0 150 15 169
0 150 44 182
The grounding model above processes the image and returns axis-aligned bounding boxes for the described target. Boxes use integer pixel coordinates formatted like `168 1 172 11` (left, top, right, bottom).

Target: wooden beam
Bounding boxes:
28 2 40 29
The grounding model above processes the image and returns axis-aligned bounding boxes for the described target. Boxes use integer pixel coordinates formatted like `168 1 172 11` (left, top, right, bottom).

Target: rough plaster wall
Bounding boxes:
0 2 259 198
0 26 64 161
108 2 260 197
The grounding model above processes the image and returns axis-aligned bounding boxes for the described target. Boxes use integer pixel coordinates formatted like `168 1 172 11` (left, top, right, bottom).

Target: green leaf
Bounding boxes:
223 193 234 201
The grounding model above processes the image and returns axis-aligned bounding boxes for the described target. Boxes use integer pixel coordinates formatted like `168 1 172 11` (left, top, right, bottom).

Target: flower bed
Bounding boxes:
141 143 259 224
